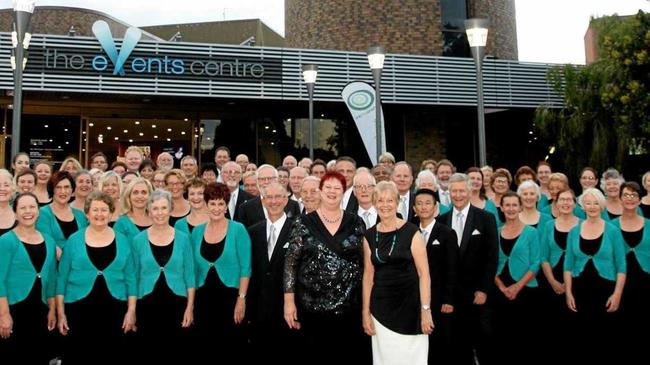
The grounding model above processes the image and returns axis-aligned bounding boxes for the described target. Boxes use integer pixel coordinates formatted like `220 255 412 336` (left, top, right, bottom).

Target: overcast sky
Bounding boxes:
2 0 649 64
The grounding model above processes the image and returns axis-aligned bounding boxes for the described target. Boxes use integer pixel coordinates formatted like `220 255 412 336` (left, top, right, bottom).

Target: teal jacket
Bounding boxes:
537 195 550 211
0 231 57 305
564 222 626 281
132 229 195 298
601 206 642 221
484 199 499 220
190 220 251 289
540 219 580 269
535 212 553 229
174 217 195 236
113 215 148 246
610 218 650 274
36 205 88 249
497 225 541 287
56 228 137 303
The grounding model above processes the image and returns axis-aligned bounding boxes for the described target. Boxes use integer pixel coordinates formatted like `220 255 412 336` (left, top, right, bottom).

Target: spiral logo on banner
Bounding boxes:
347 90 374 111
341 81 386 165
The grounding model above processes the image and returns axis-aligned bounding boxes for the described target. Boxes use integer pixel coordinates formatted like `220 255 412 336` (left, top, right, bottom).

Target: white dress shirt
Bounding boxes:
452 204 471 246
228 188 239 218
357 206 378 229
419 219 436 244
341 187 354 209
266 213 287 259
399 193 411 220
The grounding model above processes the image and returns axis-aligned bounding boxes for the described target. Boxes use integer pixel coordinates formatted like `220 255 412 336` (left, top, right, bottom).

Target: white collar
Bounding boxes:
420 219 436 233
267 213 287 231
453 203 471 217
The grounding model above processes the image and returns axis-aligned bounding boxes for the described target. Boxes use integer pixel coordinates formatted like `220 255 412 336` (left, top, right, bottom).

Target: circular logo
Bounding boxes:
347 90 374 111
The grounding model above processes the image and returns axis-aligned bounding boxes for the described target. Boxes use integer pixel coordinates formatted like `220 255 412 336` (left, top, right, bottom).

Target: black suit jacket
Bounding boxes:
237 197 300 228
227 189 255 222
424 221 459 310
247 218 294 324
439 205 498 298
344 192 359 213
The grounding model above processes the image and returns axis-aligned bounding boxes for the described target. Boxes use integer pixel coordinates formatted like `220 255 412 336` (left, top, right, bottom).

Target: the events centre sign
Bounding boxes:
27 20 278 81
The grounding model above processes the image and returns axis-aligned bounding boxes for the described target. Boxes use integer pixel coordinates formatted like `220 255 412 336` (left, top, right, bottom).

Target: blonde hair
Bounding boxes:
59 157 83 172
98 171 124 199
121 177 153 214
372 180 399 205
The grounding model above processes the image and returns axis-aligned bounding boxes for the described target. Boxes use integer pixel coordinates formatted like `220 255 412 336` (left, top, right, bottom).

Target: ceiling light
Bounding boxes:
123 129 128 133
184 118 188 121
166 138 171 141
107 126 112 130
135 121 140 125
167 128 172 132
44 124 48 128
114 137 119 140
139 132 144 136
89 123 94 127
152 124 156 128
154 135 158 139
181 131 186 135
129 139 133 143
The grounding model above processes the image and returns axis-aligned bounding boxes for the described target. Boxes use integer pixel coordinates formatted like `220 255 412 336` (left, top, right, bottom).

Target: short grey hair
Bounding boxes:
517 180 541 201
378 152 396 164
301 175 321 190
600 168 625 191
147 189 173 215
353 170 376 186
256 164 278 178
260 181 287 198
448 173 472 191
579 187 607 211
415 170 437 187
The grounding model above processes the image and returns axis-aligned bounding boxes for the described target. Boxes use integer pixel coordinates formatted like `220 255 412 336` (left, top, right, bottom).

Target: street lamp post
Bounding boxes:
10 0 36 159
465 18 489 167
367 46 385 163
302 64 318 160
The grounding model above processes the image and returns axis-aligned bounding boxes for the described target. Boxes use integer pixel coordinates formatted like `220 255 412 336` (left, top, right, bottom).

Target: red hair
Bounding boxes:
319 171 347 190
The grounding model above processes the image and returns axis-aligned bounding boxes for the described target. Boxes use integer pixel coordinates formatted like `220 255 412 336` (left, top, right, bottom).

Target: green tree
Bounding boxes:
536 11 650 178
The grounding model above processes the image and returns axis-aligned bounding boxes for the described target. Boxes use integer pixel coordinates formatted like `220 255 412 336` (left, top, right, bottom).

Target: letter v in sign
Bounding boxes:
91 20 142 76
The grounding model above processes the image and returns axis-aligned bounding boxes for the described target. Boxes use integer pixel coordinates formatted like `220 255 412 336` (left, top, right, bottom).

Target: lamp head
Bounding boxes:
13 0 36 13
302 64 318 84
465 18 489 48
367 46 386 70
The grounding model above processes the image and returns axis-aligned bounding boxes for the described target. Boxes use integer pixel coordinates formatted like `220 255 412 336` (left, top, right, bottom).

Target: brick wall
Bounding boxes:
467 0 518 60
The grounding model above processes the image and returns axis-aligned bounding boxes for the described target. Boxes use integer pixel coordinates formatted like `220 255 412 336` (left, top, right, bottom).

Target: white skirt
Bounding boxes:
371 315 428 365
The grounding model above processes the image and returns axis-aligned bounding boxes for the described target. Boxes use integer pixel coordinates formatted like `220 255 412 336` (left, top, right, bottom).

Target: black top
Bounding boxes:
86 239 117 271
284 211 365 315
641 203 650 219
186 222 195 234
0 220 17 236
21 240 46 273
365 223 421 335
579 234 603 256
622 228 643 249
169 212 190 228
500 236 517 257
135 224 152 231
150 241 174 267
607 211 621 220
554 228 569 251
201 237 225 262
38 199 52 208
55 215 78 240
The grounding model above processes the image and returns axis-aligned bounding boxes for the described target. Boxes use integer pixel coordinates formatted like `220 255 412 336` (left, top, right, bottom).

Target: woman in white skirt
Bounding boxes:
362 180 434 365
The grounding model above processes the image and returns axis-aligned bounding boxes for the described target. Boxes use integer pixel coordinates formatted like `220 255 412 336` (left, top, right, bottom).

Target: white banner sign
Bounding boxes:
341 81 386 165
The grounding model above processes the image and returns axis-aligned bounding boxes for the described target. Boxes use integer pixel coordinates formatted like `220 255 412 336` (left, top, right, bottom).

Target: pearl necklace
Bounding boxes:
319 209 342 224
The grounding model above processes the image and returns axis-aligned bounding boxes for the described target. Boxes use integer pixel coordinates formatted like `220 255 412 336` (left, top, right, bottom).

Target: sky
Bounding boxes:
1 0 649 64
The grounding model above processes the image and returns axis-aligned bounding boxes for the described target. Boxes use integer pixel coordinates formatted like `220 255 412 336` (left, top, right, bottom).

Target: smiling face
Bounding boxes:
13 154 30 174
375 189 398 220
130 182 150 211
449 180 470 210
353 173 375 206
75 173 93 198
35 163 52 185
17 174 35 193
537 165 551 185
0 175 13 203
300 179 321 213
187 186 206 210
468 171 483 192
501 195 522 221
207 198 227 221
262 184 288 219
604 178 621 199
86 199 111 228
101 176 120 200
165 175 185 199
53 178 73 205
580 170 598 189
581 193 603 218
391 164 413 195
414 193 436 221
91 155 108 171
125 150 143 172
621 187 640 212
519 187 538 209
555 190 576 215
150 197 171 226
320 177 344 207
181 158 197 178
14 195 39 228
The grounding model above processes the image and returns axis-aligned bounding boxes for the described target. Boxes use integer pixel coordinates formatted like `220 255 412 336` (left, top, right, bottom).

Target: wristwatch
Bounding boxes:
238 293 246 299
421 304 431 311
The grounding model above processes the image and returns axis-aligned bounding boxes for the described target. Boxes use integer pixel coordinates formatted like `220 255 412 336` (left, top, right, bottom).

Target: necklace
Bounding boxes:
319 209 342 224
374 228 398 264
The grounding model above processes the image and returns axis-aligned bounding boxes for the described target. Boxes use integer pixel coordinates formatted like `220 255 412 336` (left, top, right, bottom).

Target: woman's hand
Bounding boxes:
566 292 577 312
47 308 57 331
182 306 194 328
283 299 301 330
234 297 246 324
504 283 522 301
58 313 69 336
421 310 434 335
550 279 565 295
362 311 375 336
122 310 137 333
606 292 621 313
0 312 13 339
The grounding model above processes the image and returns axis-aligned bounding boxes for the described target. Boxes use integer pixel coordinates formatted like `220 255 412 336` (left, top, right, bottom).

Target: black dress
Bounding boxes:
169 212 190 228
284 212 369 365
0 219 17 236
569 235 619 363
365 223 421 334
55 216 78 240
4 240 55 364
64 240 126 365
138 240 188 361
641 203 650 219
193 237 243 359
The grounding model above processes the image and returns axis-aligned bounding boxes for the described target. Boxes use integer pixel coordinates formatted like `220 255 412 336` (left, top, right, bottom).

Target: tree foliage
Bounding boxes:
535 11 650 177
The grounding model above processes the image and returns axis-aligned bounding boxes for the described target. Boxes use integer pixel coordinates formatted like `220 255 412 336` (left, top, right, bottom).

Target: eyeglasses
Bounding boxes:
263 194 287 201
494 179 509 185
557 198 574 203
580 176 596 180
622 193 639 200
353 184 375 191
258 176 277 182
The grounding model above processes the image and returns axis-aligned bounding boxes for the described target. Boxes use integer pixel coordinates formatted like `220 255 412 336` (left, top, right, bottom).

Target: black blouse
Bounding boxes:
284 211 365 315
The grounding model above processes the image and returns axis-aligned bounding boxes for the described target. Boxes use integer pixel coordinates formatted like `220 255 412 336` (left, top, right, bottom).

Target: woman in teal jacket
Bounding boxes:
611 182 650 361
494 192 541 365
0 193 58 363
190 183 251 359
133 189 195 362
36 171 88 257
517 180 553 229
564 188 626 363
56 192 137 365
113 178 153 242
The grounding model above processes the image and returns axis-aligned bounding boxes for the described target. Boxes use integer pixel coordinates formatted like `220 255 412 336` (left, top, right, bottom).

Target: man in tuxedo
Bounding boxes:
247 182 298 364
288 166 307 212
221 161 254 221
353 170 377 229
436 159 455 206
238 164 300 227
336 156 359 212
413 188 458 365
439 173 498 365
392 161 416 223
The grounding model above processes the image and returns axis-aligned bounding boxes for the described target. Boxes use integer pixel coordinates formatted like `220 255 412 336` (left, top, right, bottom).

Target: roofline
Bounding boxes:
142 18 283 38
0 5 164 41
